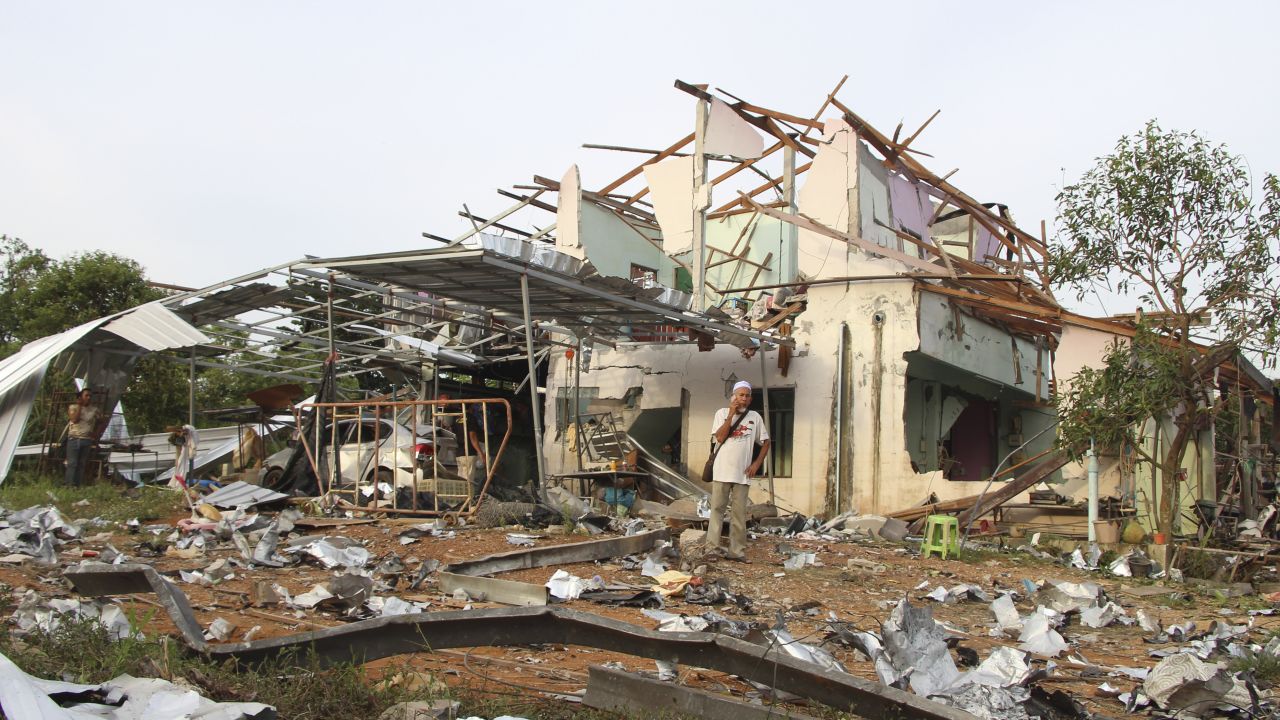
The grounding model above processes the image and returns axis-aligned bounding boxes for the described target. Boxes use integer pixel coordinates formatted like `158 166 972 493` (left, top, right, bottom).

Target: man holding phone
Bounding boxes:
707 380 770 562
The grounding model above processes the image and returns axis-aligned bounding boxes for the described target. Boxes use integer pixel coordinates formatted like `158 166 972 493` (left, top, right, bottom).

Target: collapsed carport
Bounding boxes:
0 302 210 483
284 233 794 504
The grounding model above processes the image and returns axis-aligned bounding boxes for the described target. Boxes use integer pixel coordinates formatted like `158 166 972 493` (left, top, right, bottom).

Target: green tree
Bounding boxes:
0 236 52 355
17 251 164 342
1051 121 1280 536
1 240 334 440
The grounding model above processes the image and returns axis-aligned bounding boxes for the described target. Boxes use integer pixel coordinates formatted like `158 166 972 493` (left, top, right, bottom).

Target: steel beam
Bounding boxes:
436 572 547 607
442 529 668 577
583 665 824 720
435 529 669 606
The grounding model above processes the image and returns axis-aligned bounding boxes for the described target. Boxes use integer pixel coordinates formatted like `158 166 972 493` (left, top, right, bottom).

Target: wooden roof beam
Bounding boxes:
674 80 815 160
710 162 813 215
597 132 695 196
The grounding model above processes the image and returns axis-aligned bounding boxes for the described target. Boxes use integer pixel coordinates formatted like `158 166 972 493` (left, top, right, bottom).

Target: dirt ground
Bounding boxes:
2 507 1275 718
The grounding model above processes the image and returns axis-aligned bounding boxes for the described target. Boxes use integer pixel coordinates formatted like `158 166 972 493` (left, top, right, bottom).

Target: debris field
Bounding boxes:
3 498 1279 719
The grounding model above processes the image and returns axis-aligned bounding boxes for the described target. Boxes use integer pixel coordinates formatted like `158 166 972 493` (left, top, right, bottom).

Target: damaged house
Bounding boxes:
3 79 1267 538
531 82 1070 518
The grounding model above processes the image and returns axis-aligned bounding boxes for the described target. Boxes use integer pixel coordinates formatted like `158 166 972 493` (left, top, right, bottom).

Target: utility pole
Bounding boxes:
691 93 709 311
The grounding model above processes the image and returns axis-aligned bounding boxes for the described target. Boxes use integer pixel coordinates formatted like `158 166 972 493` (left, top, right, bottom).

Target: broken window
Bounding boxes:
629 263 658 288
905 371 998 481
747 387 793 478
942 397 996 480
623 386 642 409
555 387 598 435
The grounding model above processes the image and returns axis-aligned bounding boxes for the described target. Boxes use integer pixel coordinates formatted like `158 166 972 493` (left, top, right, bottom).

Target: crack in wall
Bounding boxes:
592 364 682 375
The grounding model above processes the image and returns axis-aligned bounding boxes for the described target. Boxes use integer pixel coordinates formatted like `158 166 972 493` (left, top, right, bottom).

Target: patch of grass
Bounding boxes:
0 618 436 720
1180 549 1222 580
958 546 1002 563
1150 592 1196 610
1229 649 1280 689
4 613 163 683
1204 590 1272 612
0 471 183 524
3 617 737 719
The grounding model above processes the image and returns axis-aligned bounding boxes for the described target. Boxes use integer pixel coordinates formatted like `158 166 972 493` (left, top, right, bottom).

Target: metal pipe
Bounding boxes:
1087 438 1099 542
574 338 583 471
758 342 774 506
520 273 547 487
961 420 1060 542
326 273 336 357
834 322 847 512
188 347 196 427
870 312 885 512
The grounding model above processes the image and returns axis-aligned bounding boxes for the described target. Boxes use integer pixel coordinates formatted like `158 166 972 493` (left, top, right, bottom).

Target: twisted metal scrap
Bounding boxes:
66 563 973 720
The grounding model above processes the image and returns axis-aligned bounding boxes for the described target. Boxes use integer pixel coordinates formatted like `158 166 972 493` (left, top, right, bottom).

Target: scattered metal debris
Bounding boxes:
65 564 972 720
582 665 823 720
0 650 274 719
438 529 668 607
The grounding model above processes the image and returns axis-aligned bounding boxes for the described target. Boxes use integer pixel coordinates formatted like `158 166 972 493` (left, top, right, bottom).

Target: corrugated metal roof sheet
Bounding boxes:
0 303 212 483
202 481 289 509
102 302 211 352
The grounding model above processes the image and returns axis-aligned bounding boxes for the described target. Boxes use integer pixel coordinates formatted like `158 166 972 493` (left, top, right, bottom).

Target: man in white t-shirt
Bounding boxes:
707 380 771 561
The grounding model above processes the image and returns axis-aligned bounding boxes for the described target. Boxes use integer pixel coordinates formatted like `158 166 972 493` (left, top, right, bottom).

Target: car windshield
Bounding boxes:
324 420 399 444
318 417 452 445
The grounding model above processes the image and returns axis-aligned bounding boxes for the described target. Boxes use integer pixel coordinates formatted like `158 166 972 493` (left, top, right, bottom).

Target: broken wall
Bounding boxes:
541 280 1054 516
558 165 681 286
537 114 1062 517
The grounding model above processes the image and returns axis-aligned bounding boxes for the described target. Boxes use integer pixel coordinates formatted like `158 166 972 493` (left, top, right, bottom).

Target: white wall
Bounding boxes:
540 279 1036 516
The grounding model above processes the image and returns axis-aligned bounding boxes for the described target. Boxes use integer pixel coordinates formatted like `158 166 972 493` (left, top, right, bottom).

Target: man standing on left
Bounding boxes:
65 388 100 487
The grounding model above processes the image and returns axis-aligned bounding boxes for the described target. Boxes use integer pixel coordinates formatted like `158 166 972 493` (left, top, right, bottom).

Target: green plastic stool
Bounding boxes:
920 515 961 559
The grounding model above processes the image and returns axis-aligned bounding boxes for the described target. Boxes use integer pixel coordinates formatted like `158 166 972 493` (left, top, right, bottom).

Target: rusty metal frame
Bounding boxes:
66 564 973 720
295 397 511 517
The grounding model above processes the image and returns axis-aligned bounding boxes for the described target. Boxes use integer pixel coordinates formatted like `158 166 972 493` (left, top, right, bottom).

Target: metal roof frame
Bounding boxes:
153 232 791 389
295 244 793 349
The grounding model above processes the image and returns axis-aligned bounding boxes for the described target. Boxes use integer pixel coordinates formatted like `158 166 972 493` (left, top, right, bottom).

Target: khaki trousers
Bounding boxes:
457 456 484 496
707 480 749 557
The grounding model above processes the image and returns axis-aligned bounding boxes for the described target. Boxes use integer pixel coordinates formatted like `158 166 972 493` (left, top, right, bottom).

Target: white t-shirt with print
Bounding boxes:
709 408 769 485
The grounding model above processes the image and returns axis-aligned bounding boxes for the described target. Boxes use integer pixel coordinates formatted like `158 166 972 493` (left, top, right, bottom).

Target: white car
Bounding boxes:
260 418 458 490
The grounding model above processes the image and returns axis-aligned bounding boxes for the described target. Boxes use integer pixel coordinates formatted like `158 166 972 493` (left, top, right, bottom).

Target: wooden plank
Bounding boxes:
735 102 825 131
895 110 941 157
744 196 948 276
674 80 814 159
829 96 1050 260
497 188 558 214
710 161 814 216
871 219 958 279
598 132 695 196
624 140 784 206
958 449 1071 527
533 175 660 226
887 448 1060 521
917 283 1062 320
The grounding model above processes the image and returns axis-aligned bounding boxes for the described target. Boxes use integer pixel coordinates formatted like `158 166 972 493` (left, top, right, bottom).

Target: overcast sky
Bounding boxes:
2 2 1276 317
